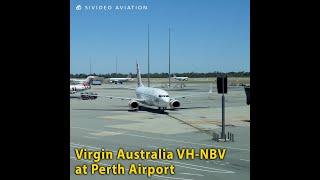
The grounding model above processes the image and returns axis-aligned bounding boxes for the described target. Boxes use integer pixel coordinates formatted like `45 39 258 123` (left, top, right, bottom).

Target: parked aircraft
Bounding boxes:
109 74 134 84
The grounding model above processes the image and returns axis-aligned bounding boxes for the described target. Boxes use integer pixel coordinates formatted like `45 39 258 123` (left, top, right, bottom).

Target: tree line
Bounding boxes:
71 72 250 78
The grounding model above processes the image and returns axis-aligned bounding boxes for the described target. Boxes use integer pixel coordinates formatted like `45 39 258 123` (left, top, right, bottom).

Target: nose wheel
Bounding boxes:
158 107 166 113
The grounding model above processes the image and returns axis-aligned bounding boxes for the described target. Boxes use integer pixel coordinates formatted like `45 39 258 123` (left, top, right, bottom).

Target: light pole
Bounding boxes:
168 28 171 88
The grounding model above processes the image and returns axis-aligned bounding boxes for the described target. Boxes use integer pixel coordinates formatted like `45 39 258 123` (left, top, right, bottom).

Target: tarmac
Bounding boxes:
70 80 250 180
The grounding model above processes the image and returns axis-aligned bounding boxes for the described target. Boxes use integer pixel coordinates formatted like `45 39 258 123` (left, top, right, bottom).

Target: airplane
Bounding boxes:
101 63 209 113
171 74 189 88
70 76 95 94
70 83 91 94
109 74 134 84
172 74 188 81
70 76 96 85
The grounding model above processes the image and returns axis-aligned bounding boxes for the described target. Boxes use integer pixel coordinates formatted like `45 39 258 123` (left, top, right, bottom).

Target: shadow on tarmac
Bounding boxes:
72 106 210 114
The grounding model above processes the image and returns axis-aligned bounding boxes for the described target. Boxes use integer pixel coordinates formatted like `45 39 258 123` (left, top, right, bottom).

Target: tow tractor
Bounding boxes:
80 92 98 100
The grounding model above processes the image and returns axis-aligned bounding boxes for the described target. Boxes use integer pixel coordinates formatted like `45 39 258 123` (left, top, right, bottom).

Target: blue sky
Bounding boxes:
71 0 250 74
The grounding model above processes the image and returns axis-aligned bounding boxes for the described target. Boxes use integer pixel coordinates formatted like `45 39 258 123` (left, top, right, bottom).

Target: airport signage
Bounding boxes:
217 75 228 94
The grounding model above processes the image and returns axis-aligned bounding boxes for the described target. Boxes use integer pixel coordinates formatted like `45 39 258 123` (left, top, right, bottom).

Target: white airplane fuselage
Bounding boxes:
70 76 95 94
70 79 86 84
110 78 133 84
71 76 95 84
136 86 171 108
174 77 188 81
70 84 90 94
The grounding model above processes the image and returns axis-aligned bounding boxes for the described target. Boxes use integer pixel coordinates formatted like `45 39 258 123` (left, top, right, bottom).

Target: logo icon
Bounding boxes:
76 5 82 11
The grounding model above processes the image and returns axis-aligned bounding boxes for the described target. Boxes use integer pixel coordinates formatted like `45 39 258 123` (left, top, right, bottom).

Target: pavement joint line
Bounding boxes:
166 114 212 135
71 126 250 151
70 142 235 174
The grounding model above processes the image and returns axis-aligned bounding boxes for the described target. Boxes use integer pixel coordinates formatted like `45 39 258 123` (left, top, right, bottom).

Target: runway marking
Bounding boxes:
239 159 250 162
83 136 99 139
89 131 122 137
70 142 235 174
179 172 204 177
153 175 193 180
160 159 230 172
71 126 250 151
71 126 101 132
148 159 234 174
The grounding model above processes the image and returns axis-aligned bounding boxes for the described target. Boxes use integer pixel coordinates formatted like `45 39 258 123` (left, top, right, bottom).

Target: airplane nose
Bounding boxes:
162 97 169 103
160 98 170 107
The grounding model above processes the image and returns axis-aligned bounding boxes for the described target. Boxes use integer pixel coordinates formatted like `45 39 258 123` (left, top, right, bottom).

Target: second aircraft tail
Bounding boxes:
136 63 144 87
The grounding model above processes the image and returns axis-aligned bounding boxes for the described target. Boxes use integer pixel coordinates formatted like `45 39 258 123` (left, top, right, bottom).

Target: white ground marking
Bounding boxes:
160 159 231 172
89 131 122 136
70 142 235 174
239 159 250 162
71 126 250 151
83 135 99 139
153 175 193 180
148 159 234 174
179 172 204 177
71 126 100 132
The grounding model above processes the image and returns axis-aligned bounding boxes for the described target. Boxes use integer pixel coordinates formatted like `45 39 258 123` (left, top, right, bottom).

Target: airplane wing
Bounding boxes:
166 106 210 110
103 87 136 90
104 96 146 103
105 96 133 100
76 93 146 102
115 87 136 90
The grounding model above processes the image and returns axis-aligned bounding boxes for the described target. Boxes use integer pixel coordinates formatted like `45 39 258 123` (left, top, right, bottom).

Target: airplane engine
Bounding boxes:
128 100 139 110
169 99 181 108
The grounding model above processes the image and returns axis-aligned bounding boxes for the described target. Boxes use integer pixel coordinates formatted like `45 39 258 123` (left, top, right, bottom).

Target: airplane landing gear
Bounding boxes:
158 107 166 113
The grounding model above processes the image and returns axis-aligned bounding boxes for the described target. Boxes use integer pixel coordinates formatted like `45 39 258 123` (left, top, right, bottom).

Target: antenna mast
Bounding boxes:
89 58 92 75
116 56 118 75
148 24 150 87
